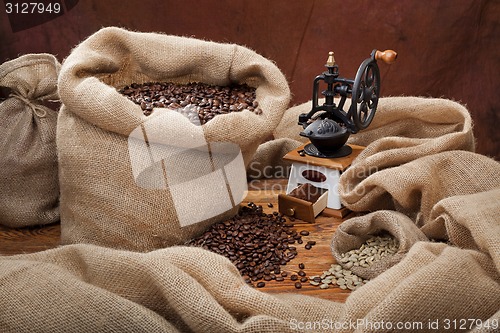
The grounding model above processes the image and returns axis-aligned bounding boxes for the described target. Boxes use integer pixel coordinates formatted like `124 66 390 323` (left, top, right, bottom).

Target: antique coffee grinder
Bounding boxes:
280 49 397 220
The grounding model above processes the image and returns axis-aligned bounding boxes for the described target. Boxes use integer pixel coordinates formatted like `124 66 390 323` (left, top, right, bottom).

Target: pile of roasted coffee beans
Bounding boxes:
118 81 261 123
189 203 316 288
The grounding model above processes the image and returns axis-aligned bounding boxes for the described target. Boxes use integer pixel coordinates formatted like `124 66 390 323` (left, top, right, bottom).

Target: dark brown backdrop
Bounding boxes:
1 0 498 158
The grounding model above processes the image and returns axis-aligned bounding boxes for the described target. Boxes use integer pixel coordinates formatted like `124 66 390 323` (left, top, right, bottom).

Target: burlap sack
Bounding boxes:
57 27 290 251
331 153 500 280
257 96 494 280
330 210 429 280
0 53 60 227
247 137 303 179
339 97 475 216
328 97 491 279
1 181 499 332
1 96 499 331
274 96 473 146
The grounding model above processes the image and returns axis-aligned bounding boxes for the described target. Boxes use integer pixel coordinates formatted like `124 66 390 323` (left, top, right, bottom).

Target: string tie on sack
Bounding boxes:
10 92 47 118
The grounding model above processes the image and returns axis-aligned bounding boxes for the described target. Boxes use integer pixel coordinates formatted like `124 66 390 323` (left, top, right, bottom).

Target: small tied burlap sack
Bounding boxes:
57 27 290 251
0 53 60 227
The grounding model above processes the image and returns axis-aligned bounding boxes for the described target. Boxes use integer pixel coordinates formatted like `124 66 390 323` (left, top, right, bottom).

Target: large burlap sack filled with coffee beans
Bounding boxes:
57 27 290 251
0 53 60 227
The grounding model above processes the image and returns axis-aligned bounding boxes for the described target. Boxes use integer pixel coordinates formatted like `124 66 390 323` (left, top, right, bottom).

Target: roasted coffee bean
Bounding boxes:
300 277 308 283
298 263 305 269
118 81 260 124
256 282 265 288
294 282 302 289
267 203 273 208
189 204 304 287
298 270 306 277
305 244 312 250
290 274 298 281
300 230 310 236
275 276 284 282
307 240 316 245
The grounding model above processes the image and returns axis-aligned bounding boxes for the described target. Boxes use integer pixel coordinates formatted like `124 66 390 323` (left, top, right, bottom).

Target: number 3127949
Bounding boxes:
5 2 62 14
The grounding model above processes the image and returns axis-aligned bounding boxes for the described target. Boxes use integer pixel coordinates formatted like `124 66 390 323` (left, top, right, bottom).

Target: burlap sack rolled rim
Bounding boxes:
58 27 290 143
331 210 429 279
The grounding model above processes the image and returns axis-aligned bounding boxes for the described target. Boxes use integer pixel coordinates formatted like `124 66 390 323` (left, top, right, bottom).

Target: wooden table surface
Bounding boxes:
0 178 354 303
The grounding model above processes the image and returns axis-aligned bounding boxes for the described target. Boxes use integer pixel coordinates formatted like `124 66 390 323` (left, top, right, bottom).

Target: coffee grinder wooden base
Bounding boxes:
280 143 365 221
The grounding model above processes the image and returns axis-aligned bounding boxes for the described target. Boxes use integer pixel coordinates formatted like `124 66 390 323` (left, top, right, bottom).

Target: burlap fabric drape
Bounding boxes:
1 96 498 332
0 53 60 227
57 27 290 251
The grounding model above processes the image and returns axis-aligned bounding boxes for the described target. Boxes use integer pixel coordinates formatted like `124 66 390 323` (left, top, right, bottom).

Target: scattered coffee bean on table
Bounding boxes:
304 240 316 250
118 81 262 123
309 264 368 291
189 203 306 286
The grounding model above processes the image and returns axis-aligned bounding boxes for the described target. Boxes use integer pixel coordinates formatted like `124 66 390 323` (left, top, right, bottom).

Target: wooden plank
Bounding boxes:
239 181 352 302
0 223 60 256
322 206 352 219
283 143 365 171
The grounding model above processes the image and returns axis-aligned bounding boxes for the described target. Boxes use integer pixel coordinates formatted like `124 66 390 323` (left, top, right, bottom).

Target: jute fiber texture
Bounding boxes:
0 53 60 227
266 96 493 280
329 97 485 279
57 27 290 251
0 96 498 332
1 199 499 333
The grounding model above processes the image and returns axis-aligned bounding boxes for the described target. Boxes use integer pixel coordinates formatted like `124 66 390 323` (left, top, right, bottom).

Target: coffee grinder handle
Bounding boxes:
375 50 398 64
